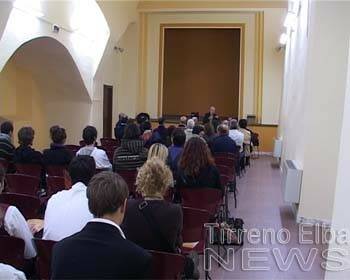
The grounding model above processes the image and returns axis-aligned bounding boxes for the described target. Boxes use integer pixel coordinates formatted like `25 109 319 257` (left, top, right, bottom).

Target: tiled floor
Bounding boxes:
202 156 327 280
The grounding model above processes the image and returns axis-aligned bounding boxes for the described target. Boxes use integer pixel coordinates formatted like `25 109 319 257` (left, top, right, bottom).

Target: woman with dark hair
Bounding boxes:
43 126 73 166
14 126 43 165
113 123 148 171
176 137 222 191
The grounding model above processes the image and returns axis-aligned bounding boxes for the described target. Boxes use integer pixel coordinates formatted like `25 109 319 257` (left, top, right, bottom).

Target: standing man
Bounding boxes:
203 106 219 131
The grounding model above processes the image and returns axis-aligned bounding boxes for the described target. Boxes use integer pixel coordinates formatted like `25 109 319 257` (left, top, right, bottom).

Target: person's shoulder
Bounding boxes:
122 237 152 260
5 205 22 219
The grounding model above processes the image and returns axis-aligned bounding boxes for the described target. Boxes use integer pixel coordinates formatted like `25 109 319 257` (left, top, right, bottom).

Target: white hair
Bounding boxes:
187 119 195 129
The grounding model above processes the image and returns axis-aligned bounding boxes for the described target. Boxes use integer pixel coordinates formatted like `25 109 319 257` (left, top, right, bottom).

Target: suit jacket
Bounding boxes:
212 135 239 155
43 144 73 166
51 221 152 279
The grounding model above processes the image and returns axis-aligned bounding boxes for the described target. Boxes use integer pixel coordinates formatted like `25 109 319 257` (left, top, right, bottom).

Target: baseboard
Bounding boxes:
297 216 331 228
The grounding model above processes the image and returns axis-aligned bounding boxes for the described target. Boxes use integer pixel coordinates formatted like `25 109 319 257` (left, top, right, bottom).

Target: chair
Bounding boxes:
116 170 138 195
0 236 25 270
46 165 68 177
34 239 56 280
46 176 70 198
100 138 119 149
6 174 40 196
64 145 80 156
15 163 42 178
106 150 114 163
0 193 41 219
179 188 223 218
149 250 185 279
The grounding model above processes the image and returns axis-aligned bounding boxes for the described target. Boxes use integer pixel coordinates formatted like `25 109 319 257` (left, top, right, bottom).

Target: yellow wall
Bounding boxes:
0 61 48 150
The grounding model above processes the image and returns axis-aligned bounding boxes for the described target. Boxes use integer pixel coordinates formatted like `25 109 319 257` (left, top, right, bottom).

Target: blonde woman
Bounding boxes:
147 143 168 162
121 157 182 253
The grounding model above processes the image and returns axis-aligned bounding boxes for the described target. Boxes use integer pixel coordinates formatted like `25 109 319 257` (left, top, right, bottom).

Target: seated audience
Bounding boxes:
176 137 222 191
203 123 216 151
168 128 186 174
113 124 148 171
122 158 182 253
0 121 15 163
43 126 72 166
153 117 168 144
229 119 244 151
179 116 187 128
148 143 169 163
239 119 252 163
0 167 36 259
0 263 26 280
114 113 128 140
212 124 239 155
43 156 95 241
51 172 151 279
76 126 112 170
192 125 204 137
140 120 152 135
184 119 195 141
14 127 43 165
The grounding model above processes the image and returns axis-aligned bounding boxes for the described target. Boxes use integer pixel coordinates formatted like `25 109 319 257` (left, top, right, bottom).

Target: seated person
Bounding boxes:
168 128 186 174
114 113 128 140
122 158 182 253
0 263 26 280
148 143 169 163
76 126 112 170
184 119 195 141
178 116 187 128
176 137 222 191
239 119 252 165
153 117 168 144
0 121 15 163
212 124 239 155
192 125 204 137
43 126 73 167
51 172 151 279
229 119 244 151
14 127 43 165
0 167 36 259
42 156 95 241
113 123 148 171
203 123 216 152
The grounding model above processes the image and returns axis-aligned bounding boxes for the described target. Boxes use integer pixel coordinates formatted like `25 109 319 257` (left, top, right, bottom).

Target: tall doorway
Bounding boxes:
103 85 113 138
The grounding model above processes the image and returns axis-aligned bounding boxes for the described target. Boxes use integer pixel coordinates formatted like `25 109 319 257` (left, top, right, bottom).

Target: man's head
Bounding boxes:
230 119 238 130
158 117 165 125
18 127 35 146
68 156 96 186
209 106 216 115
217 124 229 136
192 125 204 136
239 119 248 129
0 121 14 137
82 126 97 145
87 171 129 225
123 123 141 140
180 116 187 125
0 166 5 194
50 126 67 145
187 119 195 129
172 128 186 147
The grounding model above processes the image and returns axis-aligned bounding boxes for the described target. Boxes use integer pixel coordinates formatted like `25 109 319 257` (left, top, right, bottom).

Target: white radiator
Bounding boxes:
273 138 283 158
281 160 303 203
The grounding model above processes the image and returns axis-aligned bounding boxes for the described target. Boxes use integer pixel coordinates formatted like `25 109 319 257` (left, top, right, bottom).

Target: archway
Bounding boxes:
0 37 91 150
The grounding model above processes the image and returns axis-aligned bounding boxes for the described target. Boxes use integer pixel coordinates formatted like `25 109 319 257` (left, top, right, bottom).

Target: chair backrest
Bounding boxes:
0 193 41 219
106 150 114 162
116 170 138 194
64 145 80 156
0 236 25 270
46 165 68 177
15 163 42 177
46 176 70 198
214 156 237 169
214 152 236 160
216 164 233 177
34 238 56 280
149 250 185 280
182 207 210 243
179 188 222 216
6 174 40 196
100 138 119 149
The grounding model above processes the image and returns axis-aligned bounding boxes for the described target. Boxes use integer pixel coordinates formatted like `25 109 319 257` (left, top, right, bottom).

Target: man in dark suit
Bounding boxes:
203 106 220 130
212 124 239 155
51 171 151 279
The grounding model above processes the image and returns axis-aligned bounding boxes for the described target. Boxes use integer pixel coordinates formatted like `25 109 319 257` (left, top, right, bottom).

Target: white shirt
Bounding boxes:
229 129 244 148
4 206 37 259
90 218 126 239
0 264 26 280
43 182 93 241
76 146 112 170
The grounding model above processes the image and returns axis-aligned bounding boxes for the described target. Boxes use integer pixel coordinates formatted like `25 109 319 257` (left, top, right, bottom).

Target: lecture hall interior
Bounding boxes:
1 0 350 279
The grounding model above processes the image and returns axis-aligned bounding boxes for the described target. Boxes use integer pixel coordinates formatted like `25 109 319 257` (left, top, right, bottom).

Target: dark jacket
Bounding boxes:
14 145 43 165
176 165 222 191
211 135 238 155
167 145 183 175
203 113 219 129
43 144 73 166
113 139 148 171
122 199 183 253
114 121 127 140
153 125 168 144
0 133 15 162
51 221 151 279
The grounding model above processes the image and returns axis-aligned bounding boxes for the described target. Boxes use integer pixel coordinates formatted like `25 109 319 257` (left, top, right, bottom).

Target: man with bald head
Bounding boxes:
211 124 238 155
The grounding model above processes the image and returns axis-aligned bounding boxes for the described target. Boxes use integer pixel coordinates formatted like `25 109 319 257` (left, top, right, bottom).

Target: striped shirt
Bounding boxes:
0 133 15 162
